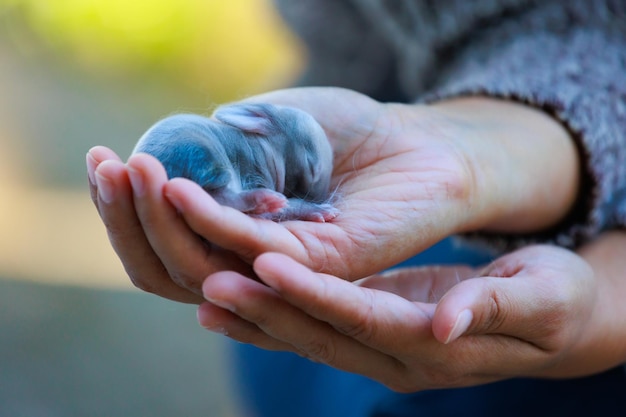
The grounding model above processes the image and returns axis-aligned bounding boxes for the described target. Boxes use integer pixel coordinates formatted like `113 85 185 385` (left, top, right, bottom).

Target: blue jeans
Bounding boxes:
230 238 626 417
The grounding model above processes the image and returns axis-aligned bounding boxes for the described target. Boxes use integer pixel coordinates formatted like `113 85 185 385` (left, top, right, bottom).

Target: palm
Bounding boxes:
90 87 474 303
170 87 472 279
195 246 597 391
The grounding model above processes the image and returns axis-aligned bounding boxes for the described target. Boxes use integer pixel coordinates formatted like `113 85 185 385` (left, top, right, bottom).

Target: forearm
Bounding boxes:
421 3 626 252
429 96 580 234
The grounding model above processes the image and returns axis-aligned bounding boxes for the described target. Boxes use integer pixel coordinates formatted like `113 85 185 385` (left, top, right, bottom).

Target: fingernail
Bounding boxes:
95 172 115 204
164 188 182 211
127 166 145 197
445 309 473 344
86 153 97 186
196 307 229 335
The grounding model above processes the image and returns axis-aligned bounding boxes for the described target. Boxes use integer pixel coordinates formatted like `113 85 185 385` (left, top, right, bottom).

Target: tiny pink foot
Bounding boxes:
242 189 288 214
300 204 340 222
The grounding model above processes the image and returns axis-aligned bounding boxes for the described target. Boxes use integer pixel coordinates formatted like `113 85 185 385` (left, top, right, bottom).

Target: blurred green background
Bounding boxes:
0 1 303 415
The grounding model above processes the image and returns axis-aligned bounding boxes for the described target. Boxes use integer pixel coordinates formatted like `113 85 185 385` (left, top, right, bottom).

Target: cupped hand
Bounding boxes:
88 87 578 303
196 242 618 392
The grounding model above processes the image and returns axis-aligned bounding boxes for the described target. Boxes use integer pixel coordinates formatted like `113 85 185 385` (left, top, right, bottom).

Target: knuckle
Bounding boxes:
124 263 166 294
247 309 274 330
384 371 425 393
127 271 160 294
334 291 377 342
484 290 507 332
335 315 375 342
298 338 337 365
382 361 467 393
419 357 467 389
427 370 467 390
472 282 508 334
169 271 202 294
127 275 151 292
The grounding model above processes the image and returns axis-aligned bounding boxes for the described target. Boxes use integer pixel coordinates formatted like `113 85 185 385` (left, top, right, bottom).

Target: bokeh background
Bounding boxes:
0 1 304 415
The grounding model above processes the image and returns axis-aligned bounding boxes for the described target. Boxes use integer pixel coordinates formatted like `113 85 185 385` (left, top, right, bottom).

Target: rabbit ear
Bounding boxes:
213 103 277 135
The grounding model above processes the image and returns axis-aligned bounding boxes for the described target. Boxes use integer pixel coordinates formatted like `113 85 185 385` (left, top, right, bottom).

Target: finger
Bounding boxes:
197 302 294 352
252 253 434 353
432 273 580 377
432 277 509 344
201 270 404 382
363 265 558 380
432 248 588 346
164 177 319 266
94 159 203 304
86 146 123 213
127 153 252 294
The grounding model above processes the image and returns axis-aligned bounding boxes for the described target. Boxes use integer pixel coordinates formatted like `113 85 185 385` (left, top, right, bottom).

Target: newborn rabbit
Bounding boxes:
132 102 339 222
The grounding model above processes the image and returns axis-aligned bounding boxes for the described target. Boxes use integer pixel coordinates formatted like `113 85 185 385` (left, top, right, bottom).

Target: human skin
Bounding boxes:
87 87 579 303
197 231 626 392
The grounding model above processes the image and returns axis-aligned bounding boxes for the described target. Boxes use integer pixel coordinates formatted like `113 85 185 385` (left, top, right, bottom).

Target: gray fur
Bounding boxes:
133 103 338 222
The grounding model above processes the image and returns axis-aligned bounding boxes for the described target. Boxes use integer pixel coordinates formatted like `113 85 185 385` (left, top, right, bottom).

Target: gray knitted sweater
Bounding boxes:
275 0 626 253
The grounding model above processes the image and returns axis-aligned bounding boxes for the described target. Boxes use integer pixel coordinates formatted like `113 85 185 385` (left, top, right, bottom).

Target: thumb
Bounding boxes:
431 274 551 345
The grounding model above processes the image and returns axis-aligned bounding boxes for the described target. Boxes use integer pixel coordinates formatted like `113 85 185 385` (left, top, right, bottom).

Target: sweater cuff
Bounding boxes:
422 20 626 253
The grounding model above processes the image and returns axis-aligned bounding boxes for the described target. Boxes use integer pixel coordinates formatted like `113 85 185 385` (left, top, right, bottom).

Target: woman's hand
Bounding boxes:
88 87 579 303
197 232 626 392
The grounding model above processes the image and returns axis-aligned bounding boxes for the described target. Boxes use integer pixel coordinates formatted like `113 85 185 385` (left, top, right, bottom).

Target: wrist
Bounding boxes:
429 96 580 234
565 232 626 375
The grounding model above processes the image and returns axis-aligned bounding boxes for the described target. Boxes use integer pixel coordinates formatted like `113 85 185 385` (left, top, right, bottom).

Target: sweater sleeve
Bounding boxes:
272 0 406 101
424 1 626 253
